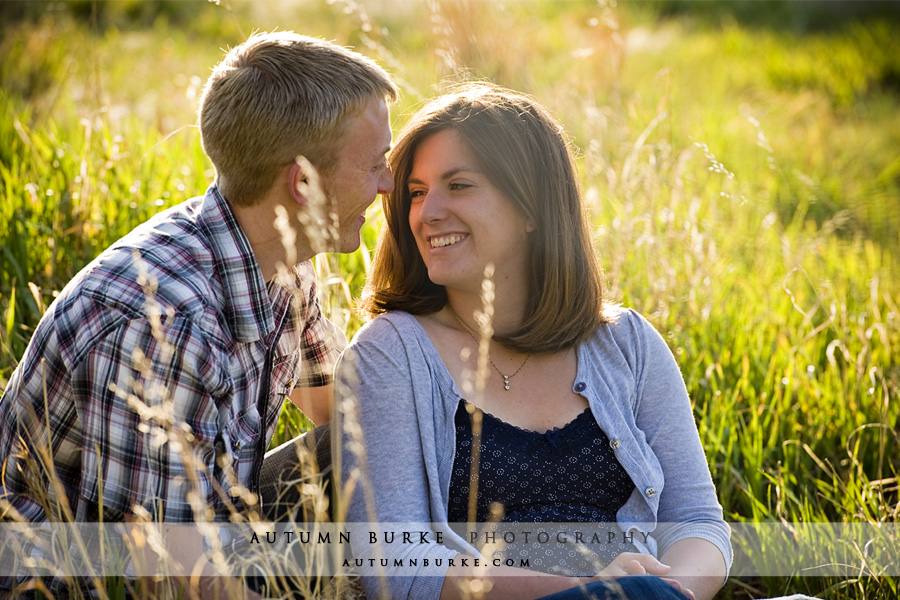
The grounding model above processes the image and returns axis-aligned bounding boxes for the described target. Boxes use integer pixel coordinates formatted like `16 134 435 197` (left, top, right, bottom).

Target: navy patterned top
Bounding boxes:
448 399 638 574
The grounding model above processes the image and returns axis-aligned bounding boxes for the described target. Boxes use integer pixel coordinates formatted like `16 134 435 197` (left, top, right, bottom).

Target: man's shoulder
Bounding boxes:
48 196 235 354
78 197 223 310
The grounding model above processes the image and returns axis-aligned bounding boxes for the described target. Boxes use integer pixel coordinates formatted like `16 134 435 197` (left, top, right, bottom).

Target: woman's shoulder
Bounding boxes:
348 311 428 348
341 311 457 393
582 305 676 374
589 304 660 347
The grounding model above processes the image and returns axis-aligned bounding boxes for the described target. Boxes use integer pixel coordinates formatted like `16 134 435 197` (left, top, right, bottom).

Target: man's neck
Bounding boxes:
229 194 316 282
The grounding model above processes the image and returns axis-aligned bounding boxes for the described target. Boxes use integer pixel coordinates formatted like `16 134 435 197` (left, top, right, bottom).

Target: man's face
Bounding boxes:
318 97 394 253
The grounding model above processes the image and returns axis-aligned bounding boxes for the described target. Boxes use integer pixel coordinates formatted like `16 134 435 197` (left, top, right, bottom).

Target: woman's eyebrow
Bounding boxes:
408 166 481 185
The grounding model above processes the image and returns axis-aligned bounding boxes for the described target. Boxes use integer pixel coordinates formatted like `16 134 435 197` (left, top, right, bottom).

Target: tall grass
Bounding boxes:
1 1 898 598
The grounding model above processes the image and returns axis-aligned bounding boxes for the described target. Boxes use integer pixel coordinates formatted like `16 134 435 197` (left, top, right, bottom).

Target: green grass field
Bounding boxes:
1 1 898 598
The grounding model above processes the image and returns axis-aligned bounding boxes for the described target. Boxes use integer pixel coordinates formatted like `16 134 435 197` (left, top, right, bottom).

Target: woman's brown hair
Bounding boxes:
363 83 608 353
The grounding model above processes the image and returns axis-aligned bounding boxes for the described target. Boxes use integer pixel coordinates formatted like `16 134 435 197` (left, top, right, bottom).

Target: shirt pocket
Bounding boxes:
222 404 262 461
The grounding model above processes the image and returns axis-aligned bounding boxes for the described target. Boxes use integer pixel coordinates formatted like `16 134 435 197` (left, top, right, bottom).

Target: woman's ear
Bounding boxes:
525 218 536 233
288 162 309 206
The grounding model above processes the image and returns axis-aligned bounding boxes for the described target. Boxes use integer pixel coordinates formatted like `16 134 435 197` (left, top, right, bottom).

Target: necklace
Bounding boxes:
451 311 530 391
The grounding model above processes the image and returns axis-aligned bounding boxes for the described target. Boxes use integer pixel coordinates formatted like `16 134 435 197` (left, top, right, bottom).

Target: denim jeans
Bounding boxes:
538 576 690 600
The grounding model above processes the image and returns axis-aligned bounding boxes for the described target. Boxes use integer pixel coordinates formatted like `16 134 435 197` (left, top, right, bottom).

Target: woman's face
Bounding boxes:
407 129 533 295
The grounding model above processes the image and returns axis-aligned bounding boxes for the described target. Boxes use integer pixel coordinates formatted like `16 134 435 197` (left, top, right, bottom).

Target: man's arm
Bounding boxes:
73 315 226 522
288 383 333 425
124 516 261 600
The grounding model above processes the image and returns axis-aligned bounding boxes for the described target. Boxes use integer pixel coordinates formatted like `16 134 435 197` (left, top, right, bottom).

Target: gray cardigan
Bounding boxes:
336 308 732 600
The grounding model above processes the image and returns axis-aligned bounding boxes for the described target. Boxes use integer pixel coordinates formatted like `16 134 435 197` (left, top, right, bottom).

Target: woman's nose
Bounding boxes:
417 190 448 224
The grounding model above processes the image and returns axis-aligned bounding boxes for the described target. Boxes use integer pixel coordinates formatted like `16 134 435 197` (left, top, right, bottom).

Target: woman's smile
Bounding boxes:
429 233 468 249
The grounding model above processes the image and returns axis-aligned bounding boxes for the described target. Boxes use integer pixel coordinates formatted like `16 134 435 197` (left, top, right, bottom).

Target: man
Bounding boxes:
0 31 396 595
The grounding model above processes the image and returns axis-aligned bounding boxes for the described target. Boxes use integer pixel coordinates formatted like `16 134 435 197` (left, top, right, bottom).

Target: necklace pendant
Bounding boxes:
503 375 510 391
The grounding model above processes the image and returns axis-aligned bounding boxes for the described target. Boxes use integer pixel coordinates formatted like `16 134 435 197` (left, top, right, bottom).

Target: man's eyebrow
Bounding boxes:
369 145 391 165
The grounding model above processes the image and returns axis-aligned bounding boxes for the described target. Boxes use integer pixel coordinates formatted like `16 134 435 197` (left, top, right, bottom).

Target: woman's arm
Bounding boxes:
628 311 732 591
335 319 460 600
659 538 727 600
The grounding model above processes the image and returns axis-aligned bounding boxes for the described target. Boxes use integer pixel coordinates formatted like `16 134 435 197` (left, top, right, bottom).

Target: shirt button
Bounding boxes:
645 487 656 497
287 379 295 390
609 438 621 450
574 382 586 393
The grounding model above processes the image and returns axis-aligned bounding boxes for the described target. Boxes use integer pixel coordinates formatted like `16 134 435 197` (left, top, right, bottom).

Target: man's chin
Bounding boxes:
338 235 362 254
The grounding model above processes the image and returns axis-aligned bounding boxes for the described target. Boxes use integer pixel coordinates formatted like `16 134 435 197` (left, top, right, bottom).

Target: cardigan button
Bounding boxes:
645 487 656 497
609 438 621 450
574 382 587 393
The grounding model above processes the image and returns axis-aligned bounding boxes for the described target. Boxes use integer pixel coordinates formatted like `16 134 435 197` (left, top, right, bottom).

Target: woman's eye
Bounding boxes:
449 182 472 191
409 189 425 199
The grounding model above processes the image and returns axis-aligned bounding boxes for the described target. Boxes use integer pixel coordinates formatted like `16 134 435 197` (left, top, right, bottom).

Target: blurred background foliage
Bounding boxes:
1 1 899 598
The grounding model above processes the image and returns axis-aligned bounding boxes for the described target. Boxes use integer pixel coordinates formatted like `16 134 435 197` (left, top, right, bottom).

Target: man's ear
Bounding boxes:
288 162 309 207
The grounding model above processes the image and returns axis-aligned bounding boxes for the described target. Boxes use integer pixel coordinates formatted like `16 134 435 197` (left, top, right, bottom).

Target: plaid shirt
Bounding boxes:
0 186 344 523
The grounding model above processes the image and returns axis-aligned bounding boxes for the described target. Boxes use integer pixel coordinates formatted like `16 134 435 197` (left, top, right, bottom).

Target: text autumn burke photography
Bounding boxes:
247 526 652 547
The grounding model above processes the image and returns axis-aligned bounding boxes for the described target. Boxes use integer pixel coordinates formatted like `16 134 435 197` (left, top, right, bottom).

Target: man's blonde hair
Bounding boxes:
199 32 397 206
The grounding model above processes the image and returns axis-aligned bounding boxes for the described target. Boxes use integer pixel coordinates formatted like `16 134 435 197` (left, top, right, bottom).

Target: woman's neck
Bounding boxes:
445 288 526 339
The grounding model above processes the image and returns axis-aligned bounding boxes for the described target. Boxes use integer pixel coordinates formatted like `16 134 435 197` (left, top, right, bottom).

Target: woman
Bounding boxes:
335 84 731 600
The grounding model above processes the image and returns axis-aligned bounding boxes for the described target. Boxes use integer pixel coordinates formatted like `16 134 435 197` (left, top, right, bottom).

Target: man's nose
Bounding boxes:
378 166 395 195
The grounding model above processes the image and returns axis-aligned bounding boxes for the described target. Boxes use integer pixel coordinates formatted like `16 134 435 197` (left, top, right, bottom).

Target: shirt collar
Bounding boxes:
197 185 276 344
